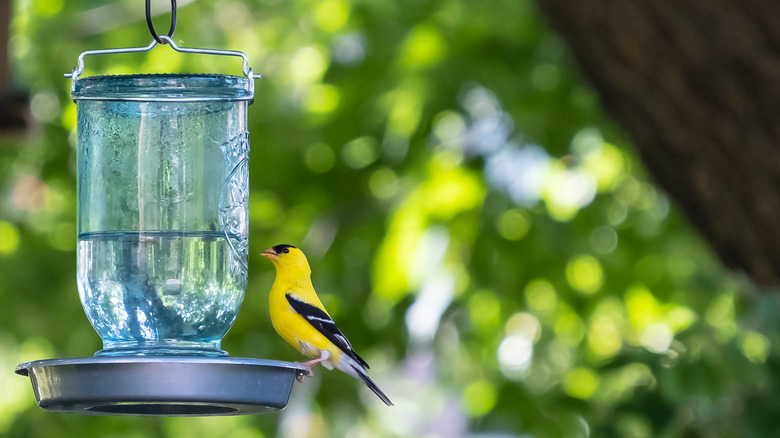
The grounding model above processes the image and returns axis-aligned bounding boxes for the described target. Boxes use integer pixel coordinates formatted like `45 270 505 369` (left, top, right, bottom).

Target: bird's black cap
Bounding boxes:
272 244 297 254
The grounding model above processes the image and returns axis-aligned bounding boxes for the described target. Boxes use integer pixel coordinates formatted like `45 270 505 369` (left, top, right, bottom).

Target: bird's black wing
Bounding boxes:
286 293 370 369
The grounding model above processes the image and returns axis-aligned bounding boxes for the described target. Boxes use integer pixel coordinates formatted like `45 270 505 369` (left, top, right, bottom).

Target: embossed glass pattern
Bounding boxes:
75 74 250 356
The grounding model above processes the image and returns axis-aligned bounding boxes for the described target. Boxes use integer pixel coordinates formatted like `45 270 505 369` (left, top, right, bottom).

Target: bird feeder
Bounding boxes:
16 3 305 416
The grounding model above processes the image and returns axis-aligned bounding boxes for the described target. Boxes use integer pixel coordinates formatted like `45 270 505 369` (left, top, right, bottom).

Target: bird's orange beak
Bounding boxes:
261 247 279 260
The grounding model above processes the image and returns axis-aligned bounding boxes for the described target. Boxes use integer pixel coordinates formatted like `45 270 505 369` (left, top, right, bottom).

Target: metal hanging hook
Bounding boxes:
146 0 177 44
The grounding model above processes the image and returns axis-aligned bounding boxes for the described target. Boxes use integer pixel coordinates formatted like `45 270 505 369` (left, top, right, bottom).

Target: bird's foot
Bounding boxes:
294 359 318 380
294 351 331 383
294 363 315 382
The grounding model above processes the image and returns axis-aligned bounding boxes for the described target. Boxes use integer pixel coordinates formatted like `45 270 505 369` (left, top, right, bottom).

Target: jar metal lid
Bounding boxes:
72 74 254 103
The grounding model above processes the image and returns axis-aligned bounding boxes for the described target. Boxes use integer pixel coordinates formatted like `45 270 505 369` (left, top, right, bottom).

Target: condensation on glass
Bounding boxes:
74 74 251 356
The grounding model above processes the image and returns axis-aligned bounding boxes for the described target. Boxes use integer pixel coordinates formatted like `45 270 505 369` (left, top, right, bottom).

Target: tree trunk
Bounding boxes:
534 0 780 287
0 0 10 92
0 0 28 134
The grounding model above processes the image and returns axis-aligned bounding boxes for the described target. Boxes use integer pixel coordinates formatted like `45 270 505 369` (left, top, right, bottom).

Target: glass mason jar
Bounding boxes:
74 74 251 356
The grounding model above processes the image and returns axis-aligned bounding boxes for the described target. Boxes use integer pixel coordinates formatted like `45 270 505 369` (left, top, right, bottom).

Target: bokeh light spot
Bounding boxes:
572 129 625 192
706 293 737 342
292 46 329 83
546 339 574 372
607 200 628 226
588 322 622 359
496 209 531 241
639 323 672 353
304 143 336 173
10 35 30 59
566 255 604 295
590 226 618 254
555 311 585 346
313 0 350 33
564 367 599 400
543 166 597 221
616 414 652 438
498 334 533 379
369 168 400 199
30 90 60 123
405 268 455 342
48 222 76 251
33 0 63 15
333 33 366 65
304 84 340 114
341 136 379 169
590 143 625 191
215 1 251 31
433 110 466 146
12 176 47 213
387 88 423 137
615 176 641 206
625 285 660 331
587 298 625 359
399 23 446 69
0 221 20 255
741 331 770 364
505 312 541 343
525 279 557 316
705 294 735 328
421 165 484 220
665 307 697 333
469 290 501 333
463 380 497 417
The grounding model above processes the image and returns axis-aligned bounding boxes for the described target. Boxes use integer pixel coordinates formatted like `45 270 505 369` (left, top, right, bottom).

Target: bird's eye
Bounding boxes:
283 248 290 254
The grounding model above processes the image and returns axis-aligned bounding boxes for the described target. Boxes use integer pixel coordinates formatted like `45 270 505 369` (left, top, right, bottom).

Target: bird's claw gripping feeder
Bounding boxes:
15 1 306 416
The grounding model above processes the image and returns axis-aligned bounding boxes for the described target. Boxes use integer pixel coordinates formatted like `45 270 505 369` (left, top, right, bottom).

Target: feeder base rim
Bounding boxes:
16 356 307 416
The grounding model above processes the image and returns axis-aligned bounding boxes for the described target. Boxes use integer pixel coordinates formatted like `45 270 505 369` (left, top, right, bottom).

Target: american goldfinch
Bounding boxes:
261 244 393 406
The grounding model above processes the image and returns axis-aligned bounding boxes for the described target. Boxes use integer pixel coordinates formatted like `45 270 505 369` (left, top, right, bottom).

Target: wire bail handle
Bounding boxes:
64 35 262 94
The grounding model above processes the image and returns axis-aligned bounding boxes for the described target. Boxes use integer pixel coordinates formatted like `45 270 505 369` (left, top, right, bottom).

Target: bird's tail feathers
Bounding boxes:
351 364 394 406
338 357 393 406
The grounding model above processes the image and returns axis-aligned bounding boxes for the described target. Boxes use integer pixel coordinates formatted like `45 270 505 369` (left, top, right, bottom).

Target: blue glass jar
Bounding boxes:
74 74 252 356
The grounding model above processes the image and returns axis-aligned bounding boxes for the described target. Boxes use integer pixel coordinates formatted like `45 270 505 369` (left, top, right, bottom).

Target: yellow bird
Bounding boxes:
261 244 393 406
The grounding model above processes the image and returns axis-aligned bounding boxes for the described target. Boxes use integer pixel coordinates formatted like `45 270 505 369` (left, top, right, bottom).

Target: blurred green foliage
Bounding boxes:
1 0 779 437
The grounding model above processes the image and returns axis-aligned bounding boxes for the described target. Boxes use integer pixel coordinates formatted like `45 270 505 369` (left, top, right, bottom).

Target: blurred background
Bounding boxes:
1 0 778 437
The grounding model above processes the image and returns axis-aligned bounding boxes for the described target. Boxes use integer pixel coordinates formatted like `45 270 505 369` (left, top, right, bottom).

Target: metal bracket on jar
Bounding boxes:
64 35 262 96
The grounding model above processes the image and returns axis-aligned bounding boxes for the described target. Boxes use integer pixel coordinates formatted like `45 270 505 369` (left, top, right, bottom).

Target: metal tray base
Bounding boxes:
16 356 307 416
